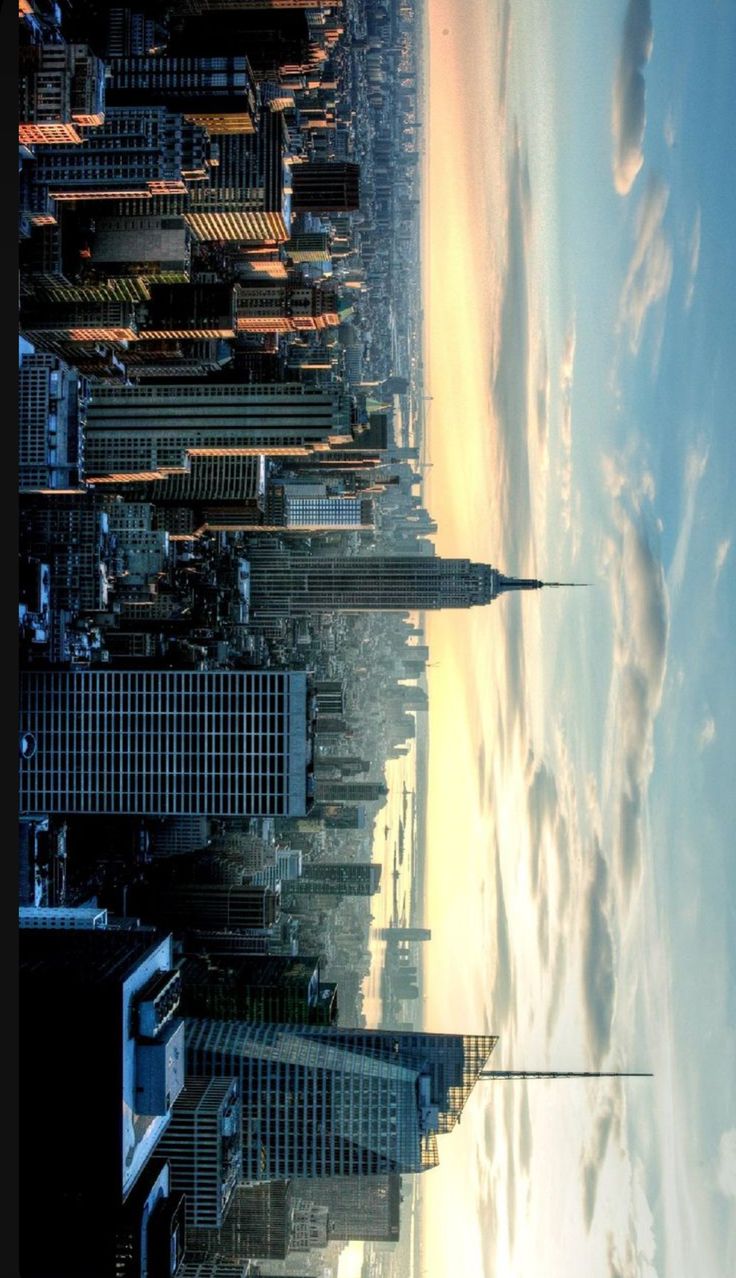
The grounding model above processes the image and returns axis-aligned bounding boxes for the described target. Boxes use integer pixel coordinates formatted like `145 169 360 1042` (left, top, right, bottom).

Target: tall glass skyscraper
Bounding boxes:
19 669 310 817
185 1022 497 1180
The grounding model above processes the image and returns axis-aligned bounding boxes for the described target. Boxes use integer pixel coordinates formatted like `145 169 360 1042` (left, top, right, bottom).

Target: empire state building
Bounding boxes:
247 544 551 615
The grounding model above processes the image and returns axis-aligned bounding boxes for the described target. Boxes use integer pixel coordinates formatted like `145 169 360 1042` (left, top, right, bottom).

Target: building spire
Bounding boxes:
479 1071 652 1080
495 574 588 596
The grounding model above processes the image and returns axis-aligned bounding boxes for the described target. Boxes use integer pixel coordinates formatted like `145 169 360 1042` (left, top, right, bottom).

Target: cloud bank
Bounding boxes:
612 0 654 195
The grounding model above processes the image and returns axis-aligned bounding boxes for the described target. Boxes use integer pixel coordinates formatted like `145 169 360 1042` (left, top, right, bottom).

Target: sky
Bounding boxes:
419 1 736 1276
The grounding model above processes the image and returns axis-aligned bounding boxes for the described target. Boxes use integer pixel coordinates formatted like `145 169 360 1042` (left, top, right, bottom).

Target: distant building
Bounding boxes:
131 884 279 931
313 780 387 803
290 162 360 213
285 862 382 896
179 953 338 1024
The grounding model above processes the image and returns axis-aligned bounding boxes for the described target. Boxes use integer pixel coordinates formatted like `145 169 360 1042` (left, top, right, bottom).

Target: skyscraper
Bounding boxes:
19 669 310 817
290 162 360 213
185 1023 496 1180
84 381 351 480
106 54 258 134
246 546 551 615
283 861 382 896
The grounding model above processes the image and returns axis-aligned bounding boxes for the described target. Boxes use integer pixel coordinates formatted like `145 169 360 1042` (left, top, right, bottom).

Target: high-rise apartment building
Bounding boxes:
185 1023 496 1180
19 669 310 817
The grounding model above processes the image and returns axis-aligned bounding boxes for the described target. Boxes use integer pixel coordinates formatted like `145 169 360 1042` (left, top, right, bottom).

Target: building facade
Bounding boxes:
185 1022 496 1180
19 668 310 817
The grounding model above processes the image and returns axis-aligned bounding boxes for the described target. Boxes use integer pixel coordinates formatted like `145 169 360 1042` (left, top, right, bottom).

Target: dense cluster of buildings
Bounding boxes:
15 3 532 1276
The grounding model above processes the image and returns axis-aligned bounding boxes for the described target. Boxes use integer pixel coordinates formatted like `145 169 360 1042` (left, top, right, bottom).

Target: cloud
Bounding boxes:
663 106 676 149
581 842 616 1063
668 443 709 603
610 509 669 890
716 1129 736 1199
582 1095 619 1228
612 0 654 195
684 207 701 310
697 716 716 752
558 319 577 540
618 175 673 358
492 842 515 1031
714 538 731 582
560 321 577 393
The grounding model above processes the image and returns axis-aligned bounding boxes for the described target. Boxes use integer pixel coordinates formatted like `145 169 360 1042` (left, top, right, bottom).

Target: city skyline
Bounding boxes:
14 2 734 1277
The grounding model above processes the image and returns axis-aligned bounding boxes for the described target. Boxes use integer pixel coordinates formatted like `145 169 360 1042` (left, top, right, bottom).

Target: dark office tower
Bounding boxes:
291 163 360 214
185 1024 497 1180
106 7 168 58
84 382 351 480
314 780 387 803
287 862 382 896
156 1077 242 1229
27 107 210 207
19 40 106 144
209 109 285 207
19 669 310 817
91 214 192 278
132 884 279 930
179 954 338 1024
141 282 237 338
287 1174 402 1242
19 353 87 491
246 548 550 615
106 55 258 134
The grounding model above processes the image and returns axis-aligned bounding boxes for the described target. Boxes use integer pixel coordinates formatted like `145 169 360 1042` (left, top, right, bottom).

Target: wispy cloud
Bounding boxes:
697 716 716 752
612 0 654 195
684 207 701 310
714 538 731 582
602 462 669 895
716 1129 736 1199
559 319 578 545
581 842 617 1063
618 176 673 360
668 443 709 603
